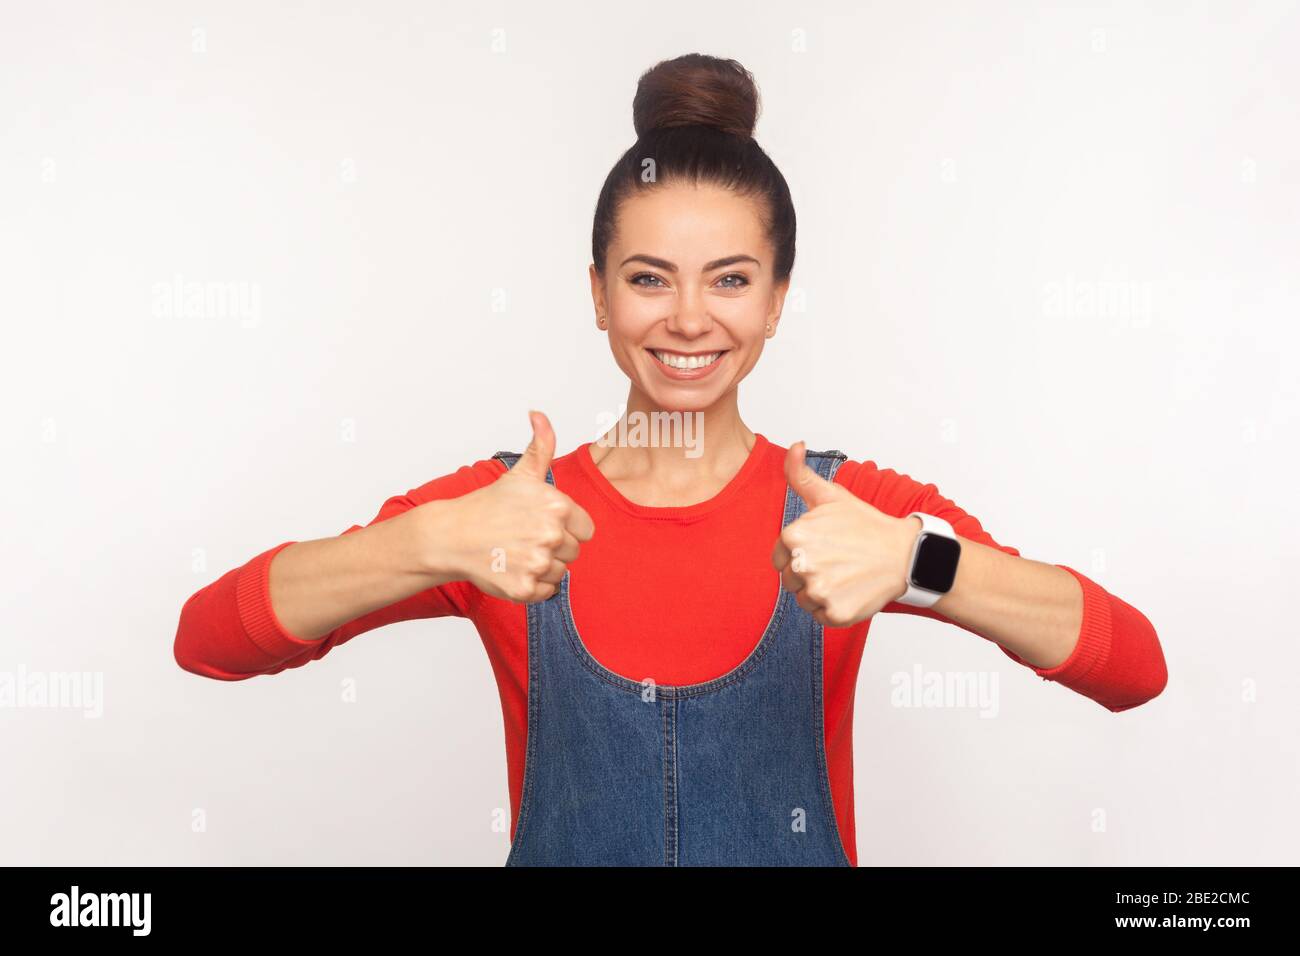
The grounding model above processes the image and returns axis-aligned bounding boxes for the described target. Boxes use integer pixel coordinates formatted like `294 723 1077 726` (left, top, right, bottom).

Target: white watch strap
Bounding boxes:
900 512 957 607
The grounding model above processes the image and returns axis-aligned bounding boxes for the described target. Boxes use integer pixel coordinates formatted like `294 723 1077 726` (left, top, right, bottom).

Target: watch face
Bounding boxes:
911 533 961 593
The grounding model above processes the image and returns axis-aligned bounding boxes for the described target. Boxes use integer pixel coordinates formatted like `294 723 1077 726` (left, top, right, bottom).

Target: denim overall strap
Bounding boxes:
492 446 852 866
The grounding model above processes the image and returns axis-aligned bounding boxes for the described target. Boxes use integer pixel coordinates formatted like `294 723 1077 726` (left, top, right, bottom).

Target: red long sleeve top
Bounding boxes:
174 433 1168 866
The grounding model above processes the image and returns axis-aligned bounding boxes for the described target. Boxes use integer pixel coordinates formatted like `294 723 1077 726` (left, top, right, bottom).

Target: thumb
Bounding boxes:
514 409 555 480
784 440 846 509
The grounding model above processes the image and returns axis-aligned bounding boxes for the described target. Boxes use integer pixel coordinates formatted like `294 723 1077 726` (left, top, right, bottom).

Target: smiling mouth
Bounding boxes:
648 348 728 370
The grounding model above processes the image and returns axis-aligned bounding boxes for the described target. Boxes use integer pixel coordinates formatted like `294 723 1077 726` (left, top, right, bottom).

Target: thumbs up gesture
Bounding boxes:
432 410 595 604
771 441 920 628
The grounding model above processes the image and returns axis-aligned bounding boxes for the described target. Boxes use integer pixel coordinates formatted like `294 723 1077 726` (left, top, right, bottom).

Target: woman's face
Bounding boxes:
590 180 789 412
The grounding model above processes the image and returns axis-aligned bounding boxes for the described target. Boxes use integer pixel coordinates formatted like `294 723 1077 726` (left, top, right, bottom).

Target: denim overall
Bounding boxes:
492 447 852 867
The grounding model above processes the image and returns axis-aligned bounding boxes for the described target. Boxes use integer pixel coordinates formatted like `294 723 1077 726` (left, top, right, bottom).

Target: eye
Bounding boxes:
717 273 750 289
630 273 666 288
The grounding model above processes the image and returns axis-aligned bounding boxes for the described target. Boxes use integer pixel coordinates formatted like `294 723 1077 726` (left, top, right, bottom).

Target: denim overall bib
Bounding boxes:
492 447 852 867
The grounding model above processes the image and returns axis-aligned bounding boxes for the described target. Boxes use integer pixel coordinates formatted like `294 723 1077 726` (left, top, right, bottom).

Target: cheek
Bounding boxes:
607 295 661 337
606 322 647 361
730 336 768 374
603 330 644 379
721 302 771 346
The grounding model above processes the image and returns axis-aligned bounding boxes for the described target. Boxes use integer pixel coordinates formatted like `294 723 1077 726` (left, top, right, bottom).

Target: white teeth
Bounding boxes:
652 350 722 370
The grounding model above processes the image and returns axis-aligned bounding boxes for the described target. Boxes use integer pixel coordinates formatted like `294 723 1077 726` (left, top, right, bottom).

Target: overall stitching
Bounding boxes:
662 696 679 866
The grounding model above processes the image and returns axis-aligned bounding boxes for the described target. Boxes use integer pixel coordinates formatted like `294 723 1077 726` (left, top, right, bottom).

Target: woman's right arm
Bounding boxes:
171 460 505 681
174 412 595 682
264 502 464 643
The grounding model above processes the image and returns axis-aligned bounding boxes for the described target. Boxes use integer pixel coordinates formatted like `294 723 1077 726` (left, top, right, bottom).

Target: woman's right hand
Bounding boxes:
421 410 595 603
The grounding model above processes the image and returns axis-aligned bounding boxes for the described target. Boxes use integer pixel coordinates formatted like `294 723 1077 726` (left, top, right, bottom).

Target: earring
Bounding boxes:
765 324 772 334
598 316 607 328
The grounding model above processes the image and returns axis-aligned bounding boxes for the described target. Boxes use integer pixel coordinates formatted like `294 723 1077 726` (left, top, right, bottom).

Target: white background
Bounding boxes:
1 0 1296 865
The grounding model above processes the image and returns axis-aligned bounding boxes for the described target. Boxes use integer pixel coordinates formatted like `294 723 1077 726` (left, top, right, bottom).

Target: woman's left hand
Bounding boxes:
772 441 921 629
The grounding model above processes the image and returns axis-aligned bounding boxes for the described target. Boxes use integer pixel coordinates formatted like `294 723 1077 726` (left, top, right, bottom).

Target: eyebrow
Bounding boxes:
619 253 761 272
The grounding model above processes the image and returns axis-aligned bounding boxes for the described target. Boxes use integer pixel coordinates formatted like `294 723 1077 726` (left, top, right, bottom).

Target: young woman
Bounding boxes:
174 53 1168 867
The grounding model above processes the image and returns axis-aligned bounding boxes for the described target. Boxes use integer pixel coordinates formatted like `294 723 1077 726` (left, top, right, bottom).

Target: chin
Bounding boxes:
640 385 724 414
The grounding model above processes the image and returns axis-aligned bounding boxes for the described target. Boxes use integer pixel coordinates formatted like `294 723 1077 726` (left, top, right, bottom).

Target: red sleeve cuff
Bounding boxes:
1021 564 1111 682
234 541 323 659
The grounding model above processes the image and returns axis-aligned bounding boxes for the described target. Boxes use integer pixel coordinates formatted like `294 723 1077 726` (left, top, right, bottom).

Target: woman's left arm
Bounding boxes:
783 451 1169 713
926 532 1085 670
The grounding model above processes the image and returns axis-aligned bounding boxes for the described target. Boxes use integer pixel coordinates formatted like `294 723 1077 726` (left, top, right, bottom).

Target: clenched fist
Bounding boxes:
424 410 595 604
772 441 920 628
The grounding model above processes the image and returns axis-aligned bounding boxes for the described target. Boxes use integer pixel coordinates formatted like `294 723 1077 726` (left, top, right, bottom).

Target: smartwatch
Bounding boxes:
899 512 962 607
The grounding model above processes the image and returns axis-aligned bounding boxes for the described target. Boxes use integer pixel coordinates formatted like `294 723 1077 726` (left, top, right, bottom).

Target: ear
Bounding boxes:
766 276 791 335
589 263 608 330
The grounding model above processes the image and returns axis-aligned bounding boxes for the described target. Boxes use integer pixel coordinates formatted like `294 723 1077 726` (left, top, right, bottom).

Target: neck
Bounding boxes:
589 385 756 491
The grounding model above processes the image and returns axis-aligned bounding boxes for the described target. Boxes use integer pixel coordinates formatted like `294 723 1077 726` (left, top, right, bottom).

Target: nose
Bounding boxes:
664 286 713 339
